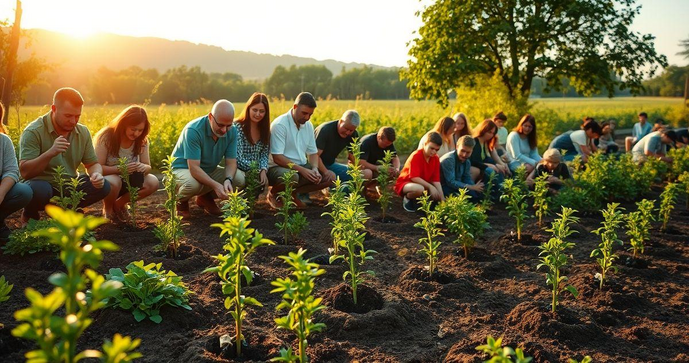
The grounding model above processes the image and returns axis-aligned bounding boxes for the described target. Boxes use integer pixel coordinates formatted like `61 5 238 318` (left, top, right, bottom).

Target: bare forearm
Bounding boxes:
101 165 120 176
0 177 15 200
19 153 54 180
86 163 103 176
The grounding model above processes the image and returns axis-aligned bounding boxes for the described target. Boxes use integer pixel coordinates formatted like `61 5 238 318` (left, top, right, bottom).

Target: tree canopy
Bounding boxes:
403 0 668 106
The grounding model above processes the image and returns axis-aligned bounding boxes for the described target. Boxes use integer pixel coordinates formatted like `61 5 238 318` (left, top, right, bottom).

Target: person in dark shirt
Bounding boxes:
359 126 401 180
314 110 360 185
526 148 571 194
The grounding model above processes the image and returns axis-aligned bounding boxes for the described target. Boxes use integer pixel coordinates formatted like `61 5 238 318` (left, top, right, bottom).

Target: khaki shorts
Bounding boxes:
268 163 313 187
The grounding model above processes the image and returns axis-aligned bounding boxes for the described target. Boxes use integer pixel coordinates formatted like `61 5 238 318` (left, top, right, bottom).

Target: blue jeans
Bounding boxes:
0 182 33 225
441 185 482 203
23 175 111 220
327 163 351 184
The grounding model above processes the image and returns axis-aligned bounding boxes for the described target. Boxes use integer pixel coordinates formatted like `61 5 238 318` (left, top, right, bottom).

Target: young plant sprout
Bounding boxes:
222 189 249 219
322 178 347 255
538 206 579 312
153 156 185 258
678 171 689 209
626 199 655 259
271 249 326 363
275 166 308 243
659 182 680 232
591 203 625 290
414 192 444 276
531 173 550 227
205 217 274 357
480 171 498 211
117 157 140 227
476 335 532 363
440 190 489 258
0 275 12 329
244 161 262 218
51 165 86 211
501 178 531 242
376 150 396 220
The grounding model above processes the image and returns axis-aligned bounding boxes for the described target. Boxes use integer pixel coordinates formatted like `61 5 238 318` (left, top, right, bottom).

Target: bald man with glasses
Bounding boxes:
170 99 238 218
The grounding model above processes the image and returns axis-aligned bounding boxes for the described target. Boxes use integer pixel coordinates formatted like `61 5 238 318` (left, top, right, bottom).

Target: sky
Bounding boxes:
0 0 687 68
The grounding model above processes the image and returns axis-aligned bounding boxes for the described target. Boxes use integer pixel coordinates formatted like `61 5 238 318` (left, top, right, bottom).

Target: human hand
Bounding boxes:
223 179 233 194
90 172 104 189
213 182 229 200
259 170 268 186
49 136 70 157
471 182 485 193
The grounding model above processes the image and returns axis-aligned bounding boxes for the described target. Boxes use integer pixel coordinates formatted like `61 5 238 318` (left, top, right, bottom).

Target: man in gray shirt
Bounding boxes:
632 129 676 164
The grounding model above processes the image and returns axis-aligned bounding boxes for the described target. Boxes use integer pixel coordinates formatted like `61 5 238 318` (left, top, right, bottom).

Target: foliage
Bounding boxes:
376 150 396 220
244 161 262 218
117 157 140 227
404 0 666 107
626 199 655 259
270 249 326 363
476 335 532 363
153 156 185 258
414 193 444 276
205 217 274 357
591 203 625 290
480 171 498 211
659 183 680 232
3 218 61 255
221 189 249 219
501 178 531 241
668 147 689 181
104 260 192 324
678 172 689 209
275 166 308 243
329 141 376 304
568 356 593 363
51 165 86 211
0 275 12 329
12 205 141 363
439 190 489 258
513 165 528 193
538 207 580 312
642 65 689 97
322 178 347 255
531 174 550 226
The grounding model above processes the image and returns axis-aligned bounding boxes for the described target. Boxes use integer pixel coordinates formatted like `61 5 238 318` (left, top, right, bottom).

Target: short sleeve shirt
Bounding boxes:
632 131 663 156
569 130 590 154
394 149 440 195
633 122 652 140
171 115 237 173
269 110 318 166
497 127 508 145
314 120 358 166
19 112 98 183
359 133 396 165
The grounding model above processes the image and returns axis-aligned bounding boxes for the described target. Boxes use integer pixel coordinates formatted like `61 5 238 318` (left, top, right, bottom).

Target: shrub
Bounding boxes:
3 219 62 255
668 147 689 180
117 157 141 227
271 249 326 363
591 203 625 290
376 150 396 220
105 260 193 324
501 178 531 242
414 192 444 276
153 156 185 258
50 165 86 211
275 166 308 243
222 189 249 219
626 199 655 258
439 190 489 258
322 178 347 255
244 161 262 218
531 173 550 227
12 206 141 362
205 217 274 357
538 207 579 312
678 171 689 209
659 182 680 232
476 335 532 363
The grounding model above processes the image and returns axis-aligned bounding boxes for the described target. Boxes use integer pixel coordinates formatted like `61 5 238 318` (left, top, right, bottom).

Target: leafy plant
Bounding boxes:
414 192 444 276
50 165 86 211
591 203 625 290
104 260 193 324
116 157 141 227
3 218 62 255
501 178 531 241
205 217 274 357
626 199 655 259
659 182 680 232
322 178 347 255
244 161 262 218
476 335 532 363
12 205 141 362
531 173 550 227
275 166 308 243
538 207 580 312
678 171 689 209
439 190 489 258
222 189 249 219
568 356 592 363
153 156 185 258
513 164 528 192
376 150 396 220
480 171 498 211
0 275 13 329
271 249 326 363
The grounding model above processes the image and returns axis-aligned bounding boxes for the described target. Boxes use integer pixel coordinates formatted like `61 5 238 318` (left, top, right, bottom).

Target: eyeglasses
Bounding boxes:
210 114 232 131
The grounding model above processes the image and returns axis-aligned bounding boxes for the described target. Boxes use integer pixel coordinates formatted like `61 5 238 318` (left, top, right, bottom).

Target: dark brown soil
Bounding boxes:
0 191 688 362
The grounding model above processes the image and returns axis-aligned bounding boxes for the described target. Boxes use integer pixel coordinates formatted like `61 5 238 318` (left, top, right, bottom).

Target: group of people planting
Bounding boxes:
0 87 686 240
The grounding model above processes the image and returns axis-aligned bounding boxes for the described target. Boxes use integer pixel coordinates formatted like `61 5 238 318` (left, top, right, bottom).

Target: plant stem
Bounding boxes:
236 259 242 357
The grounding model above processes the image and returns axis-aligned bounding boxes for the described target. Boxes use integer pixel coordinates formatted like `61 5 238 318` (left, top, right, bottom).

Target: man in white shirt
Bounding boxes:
267 92 330 209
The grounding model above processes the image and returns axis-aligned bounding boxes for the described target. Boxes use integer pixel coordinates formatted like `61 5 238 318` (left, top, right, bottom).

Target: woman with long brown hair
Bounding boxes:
452 112 472 145
0 102 33 240
469 119 511 184
418 116 455 157
94 105 159 222
232 92 271 189
506 114 541 174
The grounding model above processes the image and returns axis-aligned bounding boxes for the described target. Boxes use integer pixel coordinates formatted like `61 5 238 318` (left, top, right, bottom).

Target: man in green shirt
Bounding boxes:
19 88 109 222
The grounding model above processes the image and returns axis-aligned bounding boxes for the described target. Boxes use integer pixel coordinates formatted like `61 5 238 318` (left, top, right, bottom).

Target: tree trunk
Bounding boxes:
2 0 22 125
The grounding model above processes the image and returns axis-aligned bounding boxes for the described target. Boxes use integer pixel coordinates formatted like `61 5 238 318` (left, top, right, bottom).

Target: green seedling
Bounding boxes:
322 178 347 255
3 219 62 256
12 205 141 363
376 150 396 220
153 156 185 258
659 182 680 232
0 275 12 329
275 166 308 243
206 217 274 357
513 164 528 192
538 206 579 312
440 190 489 258
414 192 443 276
531 173 550 227
568 356 592 363
480 171 498 211
501 178 531 242
116 157 141 227
244 161 262 218
222 189 249 218
591 203 625 290
51 165 86 211
678 172 689 209
476 335 532 363
105 260 193 324
271 249 326 363
626 199 655 259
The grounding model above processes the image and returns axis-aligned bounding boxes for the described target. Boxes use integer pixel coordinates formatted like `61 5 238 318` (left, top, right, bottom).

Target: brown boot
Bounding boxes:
177 200 191 219
196 193 222 216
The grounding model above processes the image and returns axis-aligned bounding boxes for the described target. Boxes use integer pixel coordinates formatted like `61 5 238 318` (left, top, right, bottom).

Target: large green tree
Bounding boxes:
403 0 668 106
679 35 689 60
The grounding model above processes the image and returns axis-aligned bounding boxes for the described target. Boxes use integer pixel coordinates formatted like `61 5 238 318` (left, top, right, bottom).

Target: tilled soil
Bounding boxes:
0 191 687 362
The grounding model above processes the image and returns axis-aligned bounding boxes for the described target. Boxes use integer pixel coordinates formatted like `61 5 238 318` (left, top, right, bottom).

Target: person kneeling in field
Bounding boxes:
395 131 444 212
314 110 360 186
170 100 238 219
548 120 602 163
625 112 652 152
631 128 677 164
267 92 330 209
19 88 109 222
94 105 159 222
440 135 484 202
231 92 271 191
526 149 571 194
358 126 401 195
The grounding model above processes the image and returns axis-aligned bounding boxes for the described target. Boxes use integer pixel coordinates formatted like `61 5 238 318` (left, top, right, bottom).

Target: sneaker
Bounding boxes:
196 193 222 216
177 200 191 219
403 196 418 213
0 225 11 242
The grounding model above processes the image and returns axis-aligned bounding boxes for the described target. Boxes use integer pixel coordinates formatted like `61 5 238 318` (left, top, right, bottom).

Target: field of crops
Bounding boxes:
4 97 688 169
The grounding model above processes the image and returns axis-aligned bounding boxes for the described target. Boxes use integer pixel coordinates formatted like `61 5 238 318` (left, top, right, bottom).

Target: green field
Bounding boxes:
4 97 688 169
